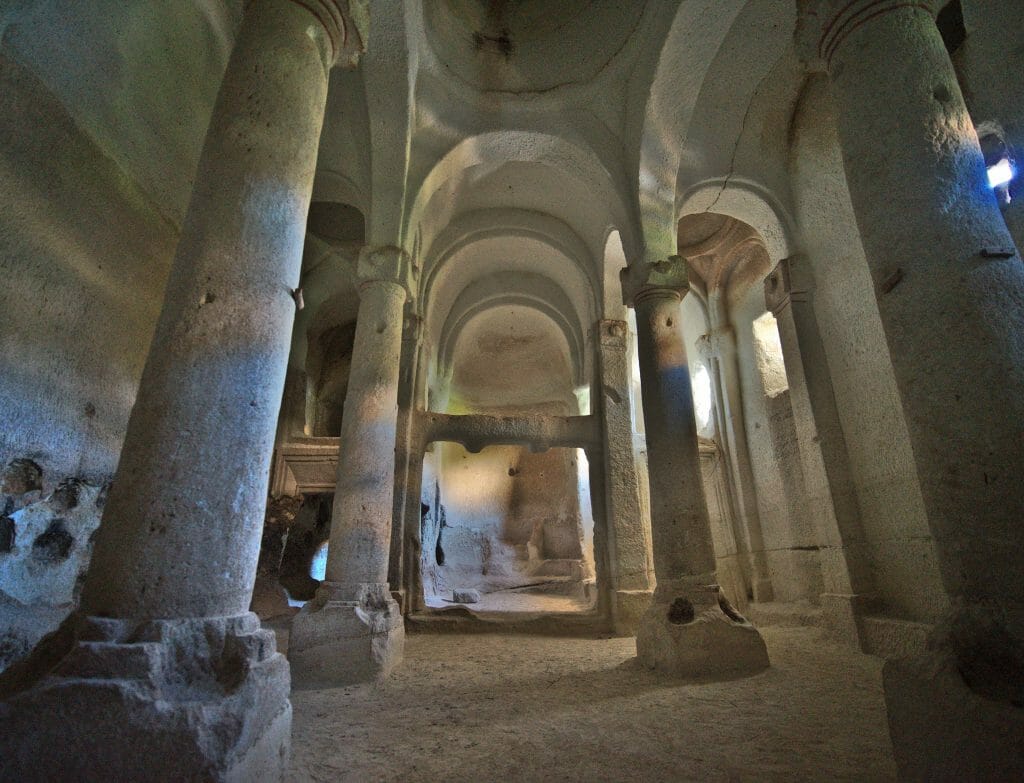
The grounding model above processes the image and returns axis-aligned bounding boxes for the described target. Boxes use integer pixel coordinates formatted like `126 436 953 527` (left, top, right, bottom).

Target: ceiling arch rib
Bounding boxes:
421 208 597 312
677 178 796 264
421 231 596 388
407 130 636 263
636 0 745 262
447 305 578 414
438 274 585 388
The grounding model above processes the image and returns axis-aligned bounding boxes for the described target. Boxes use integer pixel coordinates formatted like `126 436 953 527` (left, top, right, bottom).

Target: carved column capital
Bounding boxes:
620 255 690 307
795 0 939 71
281 0 368 68
356 245 415 299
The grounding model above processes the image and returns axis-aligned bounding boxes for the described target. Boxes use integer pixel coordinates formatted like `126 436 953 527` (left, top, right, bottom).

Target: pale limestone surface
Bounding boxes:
0 1 1022 779
288 627 895 782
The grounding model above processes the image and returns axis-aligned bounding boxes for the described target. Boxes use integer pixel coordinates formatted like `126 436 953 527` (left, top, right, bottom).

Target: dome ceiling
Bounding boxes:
423 0 645 93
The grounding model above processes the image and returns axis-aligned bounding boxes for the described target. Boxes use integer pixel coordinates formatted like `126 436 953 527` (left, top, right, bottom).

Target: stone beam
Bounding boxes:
416 412 600 454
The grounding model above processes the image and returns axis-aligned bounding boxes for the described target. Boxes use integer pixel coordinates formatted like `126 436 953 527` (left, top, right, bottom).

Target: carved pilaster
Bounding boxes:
695 326 734 361
764 257 809 315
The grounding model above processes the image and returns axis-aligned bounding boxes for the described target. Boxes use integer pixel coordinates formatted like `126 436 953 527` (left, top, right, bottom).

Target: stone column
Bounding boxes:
0 2 366 779
595 319 655 634
798 2 1024 777
765 256 876 648
290 245 411 686
621 257 768 677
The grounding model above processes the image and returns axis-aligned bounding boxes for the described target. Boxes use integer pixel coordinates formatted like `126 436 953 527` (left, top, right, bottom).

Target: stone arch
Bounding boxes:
407 129 637 260
677 179 797 265
637 1 800 263
438 275 585 388
420 211 599 405
636 0 747 261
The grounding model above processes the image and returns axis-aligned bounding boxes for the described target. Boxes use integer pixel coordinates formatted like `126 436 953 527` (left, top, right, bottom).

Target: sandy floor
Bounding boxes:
423 589 595 615
288 626 895 782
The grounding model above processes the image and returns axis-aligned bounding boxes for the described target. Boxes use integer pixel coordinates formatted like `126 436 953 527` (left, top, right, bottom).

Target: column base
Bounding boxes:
289 582 404 687
612 589 654 636
636 583 769 678
884 649 1024 779
0 612 291 782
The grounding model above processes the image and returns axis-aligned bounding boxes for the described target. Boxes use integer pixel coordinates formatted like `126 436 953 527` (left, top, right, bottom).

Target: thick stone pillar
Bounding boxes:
765 256 876 648
290 245 411 686
0 2 366 779
798 2 1024 776
595 319 654 634
621 257 768 677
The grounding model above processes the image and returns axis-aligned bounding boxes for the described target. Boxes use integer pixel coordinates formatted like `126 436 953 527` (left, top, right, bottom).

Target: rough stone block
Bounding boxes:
453 588 481 604
636 586 769 678
289 593 404 687
0 613 291 782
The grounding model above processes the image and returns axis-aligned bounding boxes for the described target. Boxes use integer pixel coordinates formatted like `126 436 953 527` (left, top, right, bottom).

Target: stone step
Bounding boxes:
55 640 163 682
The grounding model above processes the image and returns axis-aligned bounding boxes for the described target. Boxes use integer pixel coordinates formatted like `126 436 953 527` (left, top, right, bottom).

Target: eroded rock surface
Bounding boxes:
0 464 107 672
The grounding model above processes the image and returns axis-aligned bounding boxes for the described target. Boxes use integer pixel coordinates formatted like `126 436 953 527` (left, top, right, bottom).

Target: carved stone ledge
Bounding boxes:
620 255 690 307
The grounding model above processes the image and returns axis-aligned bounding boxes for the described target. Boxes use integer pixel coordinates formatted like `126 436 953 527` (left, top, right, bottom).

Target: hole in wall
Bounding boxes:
692 363 713 433
2 458 42 495
31 520 74 564
668 597 695 625
420 443 596 614
435 524 446 566
0 516 15 553
52 479 82 511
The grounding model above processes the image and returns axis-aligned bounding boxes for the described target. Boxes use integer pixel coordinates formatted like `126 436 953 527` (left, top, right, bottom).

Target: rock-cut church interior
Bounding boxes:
1 0 1023 780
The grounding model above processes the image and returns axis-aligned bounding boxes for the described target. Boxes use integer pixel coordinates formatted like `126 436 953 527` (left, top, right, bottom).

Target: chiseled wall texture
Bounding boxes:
0 2 239 669
0 53 176 484
0 52 171 669
789 76 948 624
